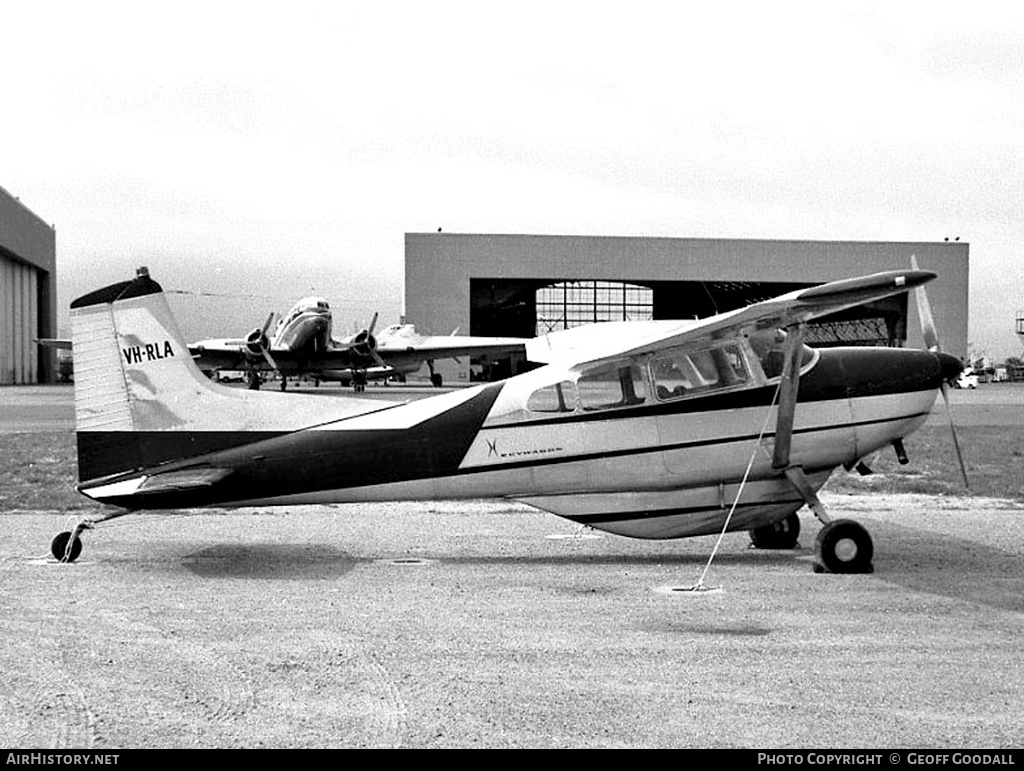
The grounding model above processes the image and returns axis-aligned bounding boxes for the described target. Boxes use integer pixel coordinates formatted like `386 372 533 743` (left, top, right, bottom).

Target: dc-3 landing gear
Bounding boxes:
426 360 443 388
51 509 132 563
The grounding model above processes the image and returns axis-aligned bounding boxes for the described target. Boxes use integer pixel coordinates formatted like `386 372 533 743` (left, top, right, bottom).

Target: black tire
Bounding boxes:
814 519 874 574
749 512 801 549
51 531 82 563
431 373 443 387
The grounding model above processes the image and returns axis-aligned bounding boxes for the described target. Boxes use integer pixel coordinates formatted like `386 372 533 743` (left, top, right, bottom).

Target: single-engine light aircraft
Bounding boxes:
53 264 965 573
190 296 527 391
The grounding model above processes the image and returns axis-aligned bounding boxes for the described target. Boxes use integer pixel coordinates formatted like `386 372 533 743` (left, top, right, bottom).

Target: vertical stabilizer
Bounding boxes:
71 267 382 483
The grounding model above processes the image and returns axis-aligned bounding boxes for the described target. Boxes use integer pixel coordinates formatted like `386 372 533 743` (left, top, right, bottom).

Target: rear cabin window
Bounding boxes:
651 344 748 400
578 362 649 411
527 381 577 413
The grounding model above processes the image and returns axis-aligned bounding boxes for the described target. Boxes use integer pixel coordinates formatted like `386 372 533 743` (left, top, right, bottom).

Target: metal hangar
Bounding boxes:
0 186 57 384
404 233 969 384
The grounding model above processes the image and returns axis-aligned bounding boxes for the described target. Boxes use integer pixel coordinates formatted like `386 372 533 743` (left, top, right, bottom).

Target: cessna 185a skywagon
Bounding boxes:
53 264 965 573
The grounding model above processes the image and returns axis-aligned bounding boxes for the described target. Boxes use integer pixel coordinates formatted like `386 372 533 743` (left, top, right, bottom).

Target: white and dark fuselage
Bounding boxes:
75 272 956 540
272 297 333 355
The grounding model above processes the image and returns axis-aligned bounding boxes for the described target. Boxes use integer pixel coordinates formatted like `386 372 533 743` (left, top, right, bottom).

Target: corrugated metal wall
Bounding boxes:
0 255 39 384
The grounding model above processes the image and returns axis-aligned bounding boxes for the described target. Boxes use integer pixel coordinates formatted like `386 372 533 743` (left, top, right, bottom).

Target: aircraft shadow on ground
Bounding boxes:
179 543 360 580
172 538 805 578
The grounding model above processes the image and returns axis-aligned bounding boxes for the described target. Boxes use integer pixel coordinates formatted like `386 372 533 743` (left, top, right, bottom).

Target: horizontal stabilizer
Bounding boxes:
79 466 232 502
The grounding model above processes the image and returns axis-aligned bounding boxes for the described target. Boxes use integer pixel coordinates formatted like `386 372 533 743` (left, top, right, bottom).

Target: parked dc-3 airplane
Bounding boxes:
190 295 527 391
53 264 965 573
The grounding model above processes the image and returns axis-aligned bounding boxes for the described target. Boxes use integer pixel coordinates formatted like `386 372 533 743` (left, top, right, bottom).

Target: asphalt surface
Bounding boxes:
1 383 1022 748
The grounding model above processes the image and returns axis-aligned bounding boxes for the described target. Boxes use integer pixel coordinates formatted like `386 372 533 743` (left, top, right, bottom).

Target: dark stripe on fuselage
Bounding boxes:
463 409 930 477
77 431 286 483
83 383 505 508
514 347 945 428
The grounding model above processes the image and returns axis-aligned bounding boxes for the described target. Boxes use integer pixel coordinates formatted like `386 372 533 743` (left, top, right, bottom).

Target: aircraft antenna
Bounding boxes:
671 378 782 596
700 282 719 315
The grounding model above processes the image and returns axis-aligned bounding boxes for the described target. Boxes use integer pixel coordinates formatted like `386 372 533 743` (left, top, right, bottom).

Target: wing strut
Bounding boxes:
771 323 831 525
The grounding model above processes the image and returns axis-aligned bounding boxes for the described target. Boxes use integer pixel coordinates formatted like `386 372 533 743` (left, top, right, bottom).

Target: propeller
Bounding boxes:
245 312 280 372
349 312 388 369
910 255 969 490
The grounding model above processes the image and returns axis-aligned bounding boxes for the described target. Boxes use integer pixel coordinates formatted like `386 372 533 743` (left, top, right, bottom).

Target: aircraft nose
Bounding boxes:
937 352 964 383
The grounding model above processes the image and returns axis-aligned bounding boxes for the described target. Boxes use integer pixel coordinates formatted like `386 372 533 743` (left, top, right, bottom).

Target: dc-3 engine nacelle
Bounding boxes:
244 327 271 360
347 329 378 361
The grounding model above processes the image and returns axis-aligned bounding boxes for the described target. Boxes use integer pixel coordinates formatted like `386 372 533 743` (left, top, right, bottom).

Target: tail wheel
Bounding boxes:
51 531 82 563
814 519 874 574
749 512 801 549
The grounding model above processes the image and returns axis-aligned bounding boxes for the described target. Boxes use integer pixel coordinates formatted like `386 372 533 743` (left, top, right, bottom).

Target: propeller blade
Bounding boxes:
940 382 970 490
911 255 940 352
261 312 276 336
911 255 969 490
367 312 378 335
262 349 279 373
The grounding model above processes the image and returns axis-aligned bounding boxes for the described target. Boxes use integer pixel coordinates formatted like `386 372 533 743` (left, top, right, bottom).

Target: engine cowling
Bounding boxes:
245 327 270 359
350 329 378 361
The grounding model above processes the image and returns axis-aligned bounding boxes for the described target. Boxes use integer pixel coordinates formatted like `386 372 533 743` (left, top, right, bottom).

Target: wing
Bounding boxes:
376 335 527 369
188 339 306 373
528 269 937 367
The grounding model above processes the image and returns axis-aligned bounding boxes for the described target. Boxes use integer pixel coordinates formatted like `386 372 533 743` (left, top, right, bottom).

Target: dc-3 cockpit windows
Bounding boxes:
747 329 817 380
577 362 649 411
650 343 749 401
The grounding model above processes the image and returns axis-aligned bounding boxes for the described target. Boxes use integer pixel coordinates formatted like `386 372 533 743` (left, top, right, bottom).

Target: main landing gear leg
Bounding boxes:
427 360 442 388
51 509 132 564
784 466 874 574
352 370 368 393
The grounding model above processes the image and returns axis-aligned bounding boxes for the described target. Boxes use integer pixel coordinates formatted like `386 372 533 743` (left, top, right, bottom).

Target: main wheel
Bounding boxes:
814 519 874 574
51 531 82 563
749 512 801 549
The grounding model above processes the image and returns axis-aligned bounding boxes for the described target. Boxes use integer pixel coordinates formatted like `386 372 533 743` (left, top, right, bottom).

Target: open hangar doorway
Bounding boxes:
468 277 910 381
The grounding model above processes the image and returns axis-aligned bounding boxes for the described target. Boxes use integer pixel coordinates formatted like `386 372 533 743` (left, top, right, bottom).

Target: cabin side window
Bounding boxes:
526 381 577 413
578 361 649 411
651 343 748 400
747 329 816 380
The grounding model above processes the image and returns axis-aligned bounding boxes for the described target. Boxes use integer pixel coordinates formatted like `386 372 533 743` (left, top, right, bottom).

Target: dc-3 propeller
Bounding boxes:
243 312 280 388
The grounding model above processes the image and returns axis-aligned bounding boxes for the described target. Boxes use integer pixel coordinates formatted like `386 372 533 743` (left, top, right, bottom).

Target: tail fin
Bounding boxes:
71 267 373 484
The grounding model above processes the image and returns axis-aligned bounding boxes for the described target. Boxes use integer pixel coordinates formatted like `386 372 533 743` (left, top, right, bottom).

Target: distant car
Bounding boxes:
955 368 979 389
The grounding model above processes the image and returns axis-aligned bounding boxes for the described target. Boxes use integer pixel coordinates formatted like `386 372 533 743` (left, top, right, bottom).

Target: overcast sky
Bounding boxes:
4 1 1023 359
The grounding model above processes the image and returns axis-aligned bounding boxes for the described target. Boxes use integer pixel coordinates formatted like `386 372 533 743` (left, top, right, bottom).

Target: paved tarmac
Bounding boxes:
2 497 1022 749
